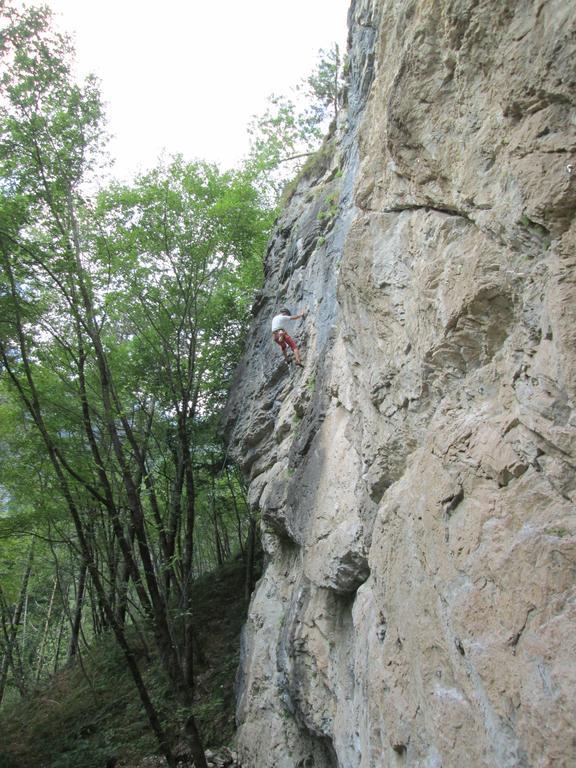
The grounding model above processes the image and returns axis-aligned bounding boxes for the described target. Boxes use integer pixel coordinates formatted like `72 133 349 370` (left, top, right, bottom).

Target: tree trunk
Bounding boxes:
67 560 88 662
0 244 207 768
0 544 33 705
35 578 57 683
333 43 340 122
53 609 66 674
115 532 134 629
244 517 257 604
225 467 245 558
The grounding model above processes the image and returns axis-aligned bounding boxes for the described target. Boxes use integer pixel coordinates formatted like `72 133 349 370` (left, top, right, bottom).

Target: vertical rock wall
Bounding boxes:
224 1 576 766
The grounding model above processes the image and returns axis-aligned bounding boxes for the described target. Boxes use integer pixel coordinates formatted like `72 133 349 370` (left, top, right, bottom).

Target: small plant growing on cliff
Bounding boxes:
292 412 303 440
546 526 570 538
317 191 340 222
518 213 552 249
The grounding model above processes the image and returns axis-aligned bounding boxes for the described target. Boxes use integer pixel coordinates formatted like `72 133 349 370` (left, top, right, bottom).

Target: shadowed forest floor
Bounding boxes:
0 558 259 768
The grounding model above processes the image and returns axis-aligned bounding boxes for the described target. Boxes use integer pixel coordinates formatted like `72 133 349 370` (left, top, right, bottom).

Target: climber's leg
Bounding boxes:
283 333 303 367
273 331 290 362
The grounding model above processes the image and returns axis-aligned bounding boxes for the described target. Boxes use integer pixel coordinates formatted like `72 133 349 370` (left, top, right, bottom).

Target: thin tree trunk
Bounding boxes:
210 470 219 565
35 577 57 683
0 544 33 705
1 240 207 768
333 43 340 122
244 517 257 604
20 588 29 667
67 560 87 662
179 420 197 695
53 609 66 674
0 598 15 703
115 527 136 629
225 467 245 558
221 521 231 561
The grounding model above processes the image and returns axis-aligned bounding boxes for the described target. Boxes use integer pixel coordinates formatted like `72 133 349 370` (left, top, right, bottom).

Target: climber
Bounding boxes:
271 307 306 367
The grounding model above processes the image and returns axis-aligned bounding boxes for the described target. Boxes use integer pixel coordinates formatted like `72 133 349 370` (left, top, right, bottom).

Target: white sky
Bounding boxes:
41 0 351 181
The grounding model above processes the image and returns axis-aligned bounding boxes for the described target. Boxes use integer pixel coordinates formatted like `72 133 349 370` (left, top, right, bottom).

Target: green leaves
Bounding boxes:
301 44 343 123
245 43 344 202
92 157 271 414
0 2 106 221
0 3 269 731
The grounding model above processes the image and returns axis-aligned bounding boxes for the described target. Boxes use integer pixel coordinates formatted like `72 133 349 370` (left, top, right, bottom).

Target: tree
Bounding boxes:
301 44 343 125
246 43 345 201
0 2 181 761
0 3 273 764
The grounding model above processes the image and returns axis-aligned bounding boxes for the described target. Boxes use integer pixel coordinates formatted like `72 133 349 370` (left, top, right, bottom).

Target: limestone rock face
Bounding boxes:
224 1 576 766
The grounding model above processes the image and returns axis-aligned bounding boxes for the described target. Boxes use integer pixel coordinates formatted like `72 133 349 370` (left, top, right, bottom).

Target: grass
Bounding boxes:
292 412 303 440
0 558 260 768
317 191 339 223
546 526 571 538
306 376 316 394
0 632 159 768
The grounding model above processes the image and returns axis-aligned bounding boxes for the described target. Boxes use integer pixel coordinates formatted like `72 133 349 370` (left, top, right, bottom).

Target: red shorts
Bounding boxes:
273 330 297 351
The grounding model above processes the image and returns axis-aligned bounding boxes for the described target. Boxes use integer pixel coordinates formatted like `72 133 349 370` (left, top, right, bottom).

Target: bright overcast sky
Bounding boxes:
40 0 351 182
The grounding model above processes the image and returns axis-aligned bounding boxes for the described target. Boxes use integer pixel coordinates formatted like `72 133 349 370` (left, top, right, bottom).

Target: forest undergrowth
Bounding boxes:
0 556 260 768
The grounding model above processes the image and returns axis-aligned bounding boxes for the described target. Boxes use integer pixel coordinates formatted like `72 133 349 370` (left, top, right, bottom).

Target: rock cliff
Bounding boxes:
223 1 576 766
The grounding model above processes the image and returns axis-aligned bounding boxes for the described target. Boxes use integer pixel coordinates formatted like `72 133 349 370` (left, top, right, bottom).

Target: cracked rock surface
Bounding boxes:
224 1 576 766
